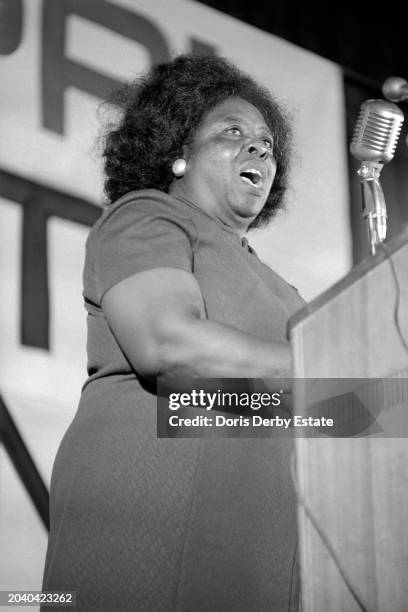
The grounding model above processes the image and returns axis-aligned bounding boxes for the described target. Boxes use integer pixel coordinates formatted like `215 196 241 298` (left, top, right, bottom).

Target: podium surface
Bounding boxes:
288 229 408 611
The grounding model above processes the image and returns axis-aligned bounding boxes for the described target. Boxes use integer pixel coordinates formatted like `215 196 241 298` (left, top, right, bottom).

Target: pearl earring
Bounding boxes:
172 158 186 177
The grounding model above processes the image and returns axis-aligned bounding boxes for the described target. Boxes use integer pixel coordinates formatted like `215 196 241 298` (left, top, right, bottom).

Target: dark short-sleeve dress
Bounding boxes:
42 189 305 611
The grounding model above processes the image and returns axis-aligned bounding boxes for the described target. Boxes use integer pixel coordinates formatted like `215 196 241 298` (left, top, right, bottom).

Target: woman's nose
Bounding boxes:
246 140 268 158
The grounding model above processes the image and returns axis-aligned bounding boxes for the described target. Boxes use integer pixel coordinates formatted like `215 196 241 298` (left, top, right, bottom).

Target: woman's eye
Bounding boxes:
263 138 273 149
226 127 241 135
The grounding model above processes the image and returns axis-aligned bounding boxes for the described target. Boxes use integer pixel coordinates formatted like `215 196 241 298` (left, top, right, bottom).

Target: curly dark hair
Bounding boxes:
102 54 293 228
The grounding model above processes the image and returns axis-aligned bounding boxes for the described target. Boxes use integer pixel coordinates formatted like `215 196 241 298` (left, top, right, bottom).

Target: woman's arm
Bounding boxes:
102 268 292 386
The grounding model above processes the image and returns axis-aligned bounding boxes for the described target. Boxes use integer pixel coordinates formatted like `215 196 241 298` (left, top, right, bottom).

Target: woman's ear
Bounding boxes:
181 144 190 163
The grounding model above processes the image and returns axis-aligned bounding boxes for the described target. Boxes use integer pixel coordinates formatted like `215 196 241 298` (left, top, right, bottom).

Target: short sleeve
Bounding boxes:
93 192 196 301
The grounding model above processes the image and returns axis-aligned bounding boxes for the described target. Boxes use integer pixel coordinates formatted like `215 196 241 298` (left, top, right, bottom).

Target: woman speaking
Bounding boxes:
42 54 305 611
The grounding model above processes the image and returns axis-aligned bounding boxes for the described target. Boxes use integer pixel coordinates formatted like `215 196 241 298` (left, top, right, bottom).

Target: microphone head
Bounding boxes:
350 99 404 163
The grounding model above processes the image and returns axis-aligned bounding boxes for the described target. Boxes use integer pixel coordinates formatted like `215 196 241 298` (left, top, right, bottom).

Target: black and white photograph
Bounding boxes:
1 1 408 610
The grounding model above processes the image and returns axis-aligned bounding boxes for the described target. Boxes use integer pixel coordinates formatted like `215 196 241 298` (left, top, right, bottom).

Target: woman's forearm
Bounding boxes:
156 316 292 382
102 269 293 389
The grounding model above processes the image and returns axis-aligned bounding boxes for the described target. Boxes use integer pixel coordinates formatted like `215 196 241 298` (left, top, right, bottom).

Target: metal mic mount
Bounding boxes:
357 161 387 255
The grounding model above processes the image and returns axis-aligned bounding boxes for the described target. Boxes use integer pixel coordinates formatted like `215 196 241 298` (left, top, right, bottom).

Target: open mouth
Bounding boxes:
239 168 263 188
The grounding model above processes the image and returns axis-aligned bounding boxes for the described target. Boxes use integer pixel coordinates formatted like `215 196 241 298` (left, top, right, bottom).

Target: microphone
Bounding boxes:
350 99 404 254
350 99 403 163
382 76 408 103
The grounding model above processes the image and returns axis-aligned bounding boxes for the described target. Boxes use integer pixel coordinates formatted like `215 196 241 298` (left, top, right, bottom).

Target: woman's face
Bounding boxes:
169 97 277 233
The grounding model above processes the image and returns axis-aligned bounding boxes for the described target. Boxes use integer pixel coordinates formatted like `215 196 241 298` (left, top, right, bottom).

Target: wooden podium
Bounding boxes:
288 229 408 611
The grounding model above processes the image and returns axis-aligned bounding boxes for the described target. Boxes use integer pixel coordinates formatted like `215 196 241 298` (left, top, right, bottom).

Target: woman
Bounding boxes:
42 54 304 611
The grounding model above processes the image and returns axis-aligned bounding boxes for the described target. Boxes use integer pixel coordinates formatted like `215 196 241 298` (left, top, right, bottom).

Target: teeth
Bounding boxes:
240 168 263 186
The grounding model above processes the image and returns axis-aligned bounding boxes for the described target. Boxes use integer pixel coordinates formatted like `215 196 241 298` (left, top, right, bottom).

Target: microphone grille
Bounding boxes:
350 99 404 163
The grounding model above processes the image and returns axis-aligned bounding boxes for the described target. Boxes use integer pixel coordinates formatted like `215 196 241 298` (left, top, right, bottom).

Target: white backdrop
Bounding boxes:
0 0 351 594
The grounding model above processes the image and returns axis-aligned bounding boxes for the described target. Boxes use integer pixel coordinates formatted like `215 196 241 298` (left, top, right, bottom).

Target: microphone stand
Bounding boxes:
357 161 387 255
